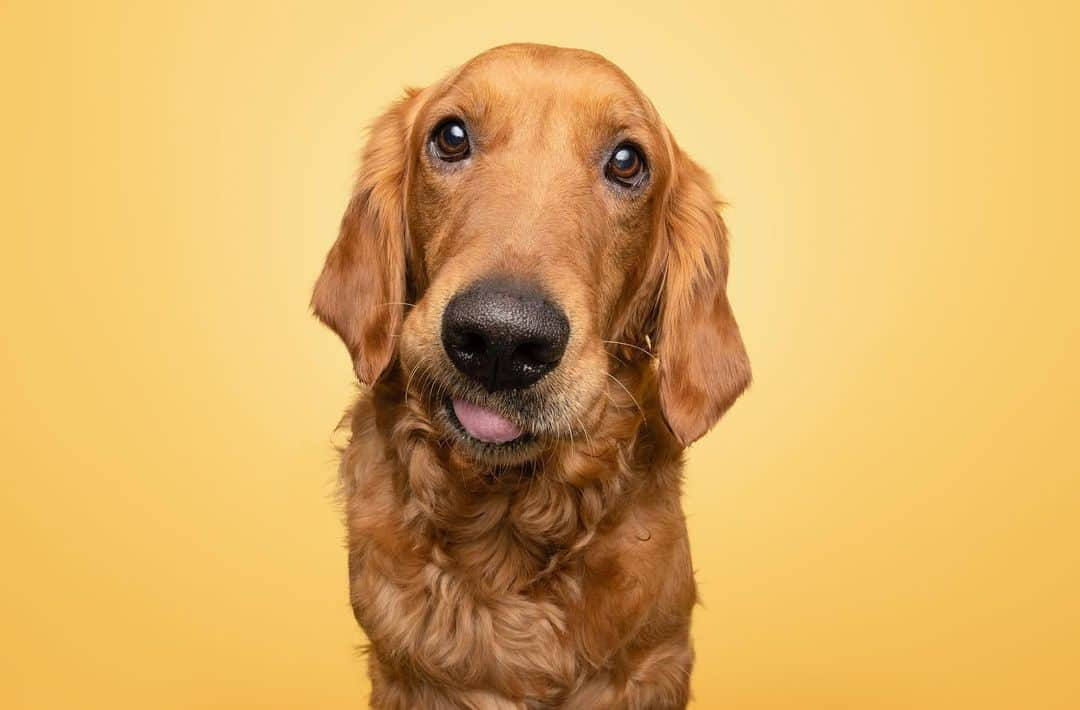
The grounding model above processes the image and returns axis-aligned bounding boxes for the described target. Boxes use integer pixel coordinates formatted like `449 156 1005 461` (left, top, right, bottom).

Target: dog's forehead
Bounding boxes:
435 45 656 134
458 44 633 90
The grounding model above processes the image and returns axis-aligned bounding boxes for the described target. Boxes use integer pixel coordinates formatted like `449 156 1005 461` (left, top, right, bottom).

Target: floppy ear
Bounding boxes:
656 147 751 447
311 90 420 385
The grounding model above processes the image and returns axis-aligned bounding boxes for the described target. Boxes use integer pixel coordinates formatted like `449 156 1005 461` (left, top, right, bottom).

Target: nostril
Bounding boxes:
514 340 563 367
450 330 487 357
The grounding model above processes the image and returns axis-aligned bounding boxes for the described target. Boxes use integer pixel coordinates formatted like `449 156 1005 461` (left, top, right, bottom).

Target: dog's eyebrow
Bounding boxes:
592 93 654 121
579 100 662 156
425 81 496 127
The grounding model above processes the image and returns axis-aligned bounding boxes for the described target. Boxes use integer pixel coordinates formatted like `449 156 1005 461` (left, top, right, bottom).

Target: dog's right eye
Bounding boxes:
432 119 470 161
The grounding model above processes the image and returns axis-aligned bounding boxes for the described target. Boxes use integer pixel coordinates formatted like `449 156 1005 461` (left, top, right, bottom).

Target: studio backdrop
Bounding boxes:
3 1 1077 708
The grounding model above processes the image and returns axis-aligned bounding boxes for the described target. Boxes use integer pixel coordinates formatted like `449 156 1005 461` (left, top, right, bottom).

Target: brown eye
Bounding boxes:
606 144 646 186
433 119 470 161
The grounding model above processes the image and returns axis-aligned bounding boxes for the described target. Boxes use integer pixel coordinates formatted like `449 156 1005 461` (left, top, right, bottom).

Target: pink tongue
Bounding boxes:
451 398 523 444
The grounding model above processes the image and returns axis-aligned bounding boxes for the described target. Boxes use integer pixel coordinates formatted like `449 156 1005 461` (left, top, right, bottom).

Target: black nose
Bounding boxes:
441 280 570 392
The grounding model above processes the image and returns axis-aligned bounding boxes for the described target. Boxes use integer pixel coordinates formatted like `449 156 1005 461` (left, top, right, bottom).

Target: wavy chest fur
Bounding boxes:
338 385 697 708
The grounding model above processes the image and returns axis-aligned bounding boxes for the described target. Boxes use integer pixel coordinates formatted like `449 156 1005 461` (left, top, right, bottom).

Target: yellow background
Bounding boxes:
3 1 1078 707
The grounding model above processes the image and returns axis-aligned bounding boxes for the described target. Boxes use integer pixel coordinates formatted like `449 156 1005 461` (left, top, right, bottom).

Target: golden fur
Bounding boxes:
312 44 750 708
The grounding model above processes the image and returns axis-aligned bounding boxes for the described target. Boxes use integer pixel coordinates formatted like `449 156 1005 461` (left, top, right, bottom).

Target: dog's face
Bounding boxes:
314 45 749 466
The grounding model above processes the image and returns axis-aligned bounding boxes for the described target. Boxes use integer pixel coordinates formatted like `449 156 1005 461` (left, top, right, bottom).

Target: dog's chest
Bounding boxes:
353 538 585 700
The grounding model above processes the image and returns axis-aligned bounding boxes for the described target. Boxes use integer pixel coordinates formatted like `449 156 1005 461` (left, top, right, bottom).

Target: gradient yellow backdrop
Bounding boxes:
3 1 1078 708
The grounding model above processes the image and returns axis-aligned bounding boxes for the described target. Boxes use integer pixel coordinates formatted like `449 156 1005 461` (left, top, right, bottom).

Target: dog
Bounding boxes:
312 43 750 709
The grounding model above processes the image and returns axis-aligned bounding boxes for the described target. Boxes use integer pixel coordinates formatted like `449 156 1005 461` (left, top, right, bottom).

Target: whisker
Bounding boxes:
413 359 444 422
376 302 416 308
423 363 444 413
436 377 450 413
573 413 594 452
541 419 560 468
404 357 428 406
601 339 657 361
540 443 555 468
604 350 629 367
525 444 541 501
561 414 576 451
416 361 435 408
604 371 646 424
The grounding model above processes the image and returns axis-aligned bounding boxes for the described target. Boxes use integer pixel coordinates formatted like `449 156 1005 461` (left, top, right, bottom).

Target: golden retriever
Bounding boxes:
312 43 750 709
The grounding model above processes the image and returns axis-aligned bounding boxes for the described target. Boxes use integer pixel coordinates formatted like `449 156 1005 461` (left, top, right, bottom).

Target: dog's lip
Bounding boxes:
443 397 533 448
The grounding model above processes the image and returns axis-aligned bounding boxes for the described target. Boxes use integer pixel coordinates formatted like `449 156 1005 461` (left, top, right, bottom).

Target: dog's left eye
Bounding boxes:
605 143 646 187
432 119 470 161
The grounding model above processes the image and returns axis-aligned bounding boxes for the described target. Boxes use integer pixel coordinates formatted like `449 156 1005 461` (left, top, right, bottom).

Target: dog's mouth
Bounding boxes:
442 396 541 452
448 397 523 443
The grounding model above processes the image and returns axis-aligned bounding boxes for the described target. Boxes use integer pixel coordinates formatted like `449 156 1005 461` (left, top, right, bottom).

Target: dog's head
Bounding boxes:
313 44 749 466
